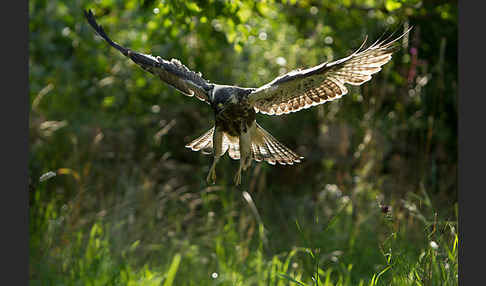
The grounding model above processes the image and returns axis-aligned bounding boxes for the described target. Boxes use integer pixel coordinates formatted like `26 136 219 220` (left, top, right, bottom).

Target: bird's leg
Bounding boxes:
243 123 255 170
206 157 219 184
234 123 252 186
207 127 223 185
243 143 253 170
234 167 242 186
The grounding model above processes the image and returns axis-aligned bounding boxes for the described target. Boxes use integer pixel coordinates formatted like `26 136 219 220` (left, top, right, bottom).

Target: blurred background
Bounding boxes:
29 0 457 285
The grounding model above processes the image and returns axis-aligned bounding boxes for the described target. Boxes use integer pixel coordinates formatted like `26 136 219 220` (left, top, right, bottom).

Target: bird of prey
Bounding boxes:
84 9 410 185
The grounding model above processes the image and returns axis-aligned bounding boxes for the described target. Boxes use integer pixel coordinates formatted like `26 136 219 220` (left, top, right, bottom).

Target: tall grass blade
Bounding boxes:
278 273 307 286
163 253 181 286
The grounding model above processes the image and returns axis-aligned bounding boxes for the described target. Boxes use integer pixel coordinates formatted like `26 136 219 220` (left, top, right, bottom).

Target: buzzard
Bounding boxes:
84 10 411 185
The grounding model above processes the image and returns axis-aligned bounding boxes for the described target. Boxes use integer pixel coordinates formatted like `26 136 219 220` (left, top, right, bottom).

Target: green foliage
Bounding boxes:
29 0 457 285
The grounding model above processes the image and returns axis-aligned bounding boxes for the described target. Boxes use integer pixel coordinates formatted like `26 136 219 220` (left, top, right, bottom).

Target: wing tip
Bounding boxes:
84 8 130 57
84 9 101 34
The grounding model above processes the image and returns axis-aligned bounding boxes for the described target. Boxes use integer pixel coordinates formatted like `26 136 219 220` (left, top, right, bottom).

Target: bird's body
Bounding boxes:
189 84 301 184
209 85 256 185
84 10 411 185
211 85 255 137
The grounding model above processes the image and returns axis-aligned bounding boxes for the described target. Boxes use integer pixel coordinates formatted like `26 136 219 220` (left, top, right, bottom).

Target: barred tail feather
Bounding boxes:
185 124 303 165
185 127 214 155
225 134 240 160
185 126 238 158
252 123 303 165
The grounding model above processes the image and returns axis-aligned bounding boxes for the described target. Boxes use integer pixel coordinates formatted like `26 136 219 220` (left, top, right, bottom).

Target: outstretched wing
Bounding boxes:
84 10 213 103
248 28 411 115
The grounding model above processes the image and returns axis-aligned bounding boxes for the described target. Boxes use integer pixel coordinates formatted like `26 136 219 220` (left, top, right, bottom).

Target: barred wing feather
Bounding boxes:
248 28 411 115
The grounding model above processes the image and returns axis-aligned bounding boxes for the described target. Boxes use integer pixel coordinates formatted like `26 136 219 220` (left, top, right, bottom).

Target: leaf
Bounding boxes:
102 96 115 108
237 6 252 22
234 43 243 53
147 20 158 31
185 2 201 13
385 0 402 11
226 30 237 43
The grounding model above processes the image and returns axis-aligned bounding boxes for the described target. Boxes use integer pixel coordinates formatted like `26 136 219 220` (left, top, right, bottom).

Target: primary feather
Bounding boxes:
248 28 412 115
84 9 212 103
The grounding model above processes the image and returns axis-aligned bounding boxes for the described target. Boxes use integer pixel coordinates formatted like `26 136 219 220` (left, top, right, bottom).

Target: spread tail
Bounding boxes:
251 123 303 165
185 127 239 159
185 124 304 165
185 127 214 155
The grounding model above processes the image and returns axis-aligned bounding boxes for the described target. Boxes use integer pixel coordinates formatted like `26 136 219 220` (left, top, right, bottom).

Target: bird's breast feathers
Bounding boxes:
215 102 256 137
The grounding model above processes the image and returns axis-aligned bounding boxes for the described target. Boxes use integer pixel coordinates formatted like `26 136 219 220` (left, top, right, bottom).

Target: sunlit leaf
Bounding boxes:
185 2 201 13
385 0 402 11
237 6 252 22
234 43 243 53
102 96 115 108
147 20 158 31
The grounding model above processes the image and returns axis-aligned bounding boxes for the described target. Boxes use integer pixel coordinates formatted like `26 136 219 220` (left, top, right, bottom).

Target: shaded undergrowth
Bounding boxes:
30 174 457 285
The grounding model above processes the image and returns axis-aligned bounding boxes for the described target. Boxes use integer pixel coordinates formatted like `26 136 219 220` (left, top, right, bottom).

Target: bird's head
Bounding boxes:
210 85 237 113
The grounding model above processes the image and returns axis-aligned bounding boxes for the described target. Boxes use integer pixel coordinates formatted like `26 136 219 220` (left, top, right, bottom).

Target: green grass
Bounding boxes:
29 1 457 285
29 177 457 286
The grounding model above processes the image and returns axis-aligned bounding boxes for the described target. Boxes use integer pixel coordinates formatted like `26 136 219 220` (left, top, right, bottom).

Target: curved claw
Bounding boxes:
206 167 217 185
